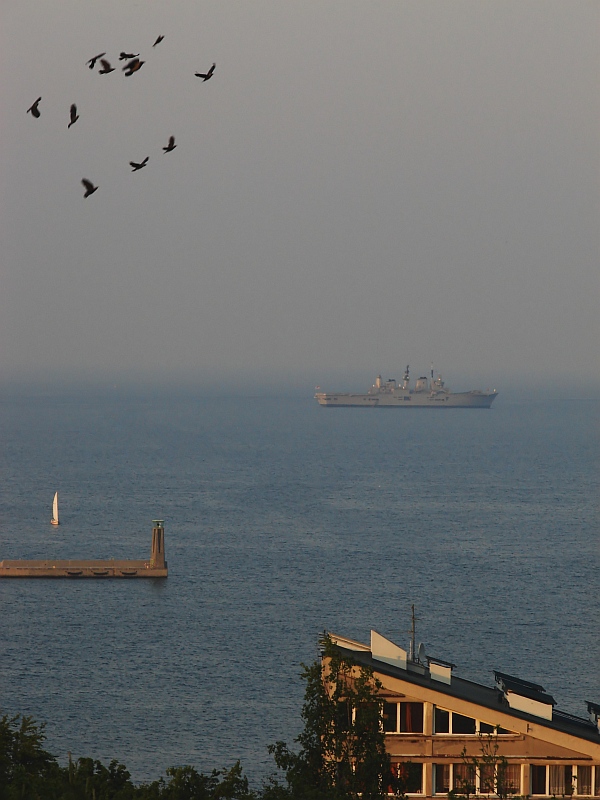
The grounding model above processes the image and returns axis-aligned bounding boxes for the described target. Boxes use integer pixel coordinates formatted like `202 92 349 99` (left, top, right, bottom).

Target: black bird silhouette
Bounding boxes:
87 52 106 69
123 58 144 76
195 63 215 81
153 35 164 47
27 97 42 118
163 136 176 153
68 104 79 128
98 59 115 74
130 157 149 171
81 179 98 198
119 52 139 60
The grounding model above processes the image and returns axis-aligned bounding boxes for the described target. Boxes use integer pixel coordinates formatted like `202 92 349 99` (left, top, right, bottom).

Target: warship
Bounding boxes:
315 366 498 408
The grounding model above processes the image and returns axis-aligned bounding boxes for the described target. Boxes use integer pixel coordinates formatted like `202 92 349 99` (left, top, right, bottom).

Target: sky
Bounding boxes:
1 1 598 394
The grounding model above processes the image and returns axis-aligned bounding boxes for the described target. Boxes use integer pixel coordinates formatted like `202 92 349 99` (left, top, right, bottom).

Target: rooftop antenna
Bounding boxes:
408 604 419 661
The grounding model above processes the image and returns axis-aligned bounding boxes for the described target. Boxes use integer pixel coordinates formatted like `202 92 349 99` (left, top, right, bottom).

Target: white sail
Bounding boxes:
51 492 59 525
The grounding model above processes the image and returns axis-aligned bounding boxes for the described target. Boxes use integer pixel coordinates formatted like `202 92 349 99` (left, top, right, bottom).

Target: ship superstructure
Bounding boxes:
315 366 497 408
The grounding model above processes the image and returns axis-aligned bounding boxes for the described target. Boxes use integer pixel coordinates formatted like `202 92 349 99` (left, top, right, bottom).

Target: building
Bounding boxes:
328 631 600 798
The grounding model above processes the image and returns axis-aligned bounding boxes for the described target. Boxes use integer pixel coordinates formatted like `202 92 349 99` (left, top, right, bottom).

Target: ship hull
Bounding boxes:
315 391 497 408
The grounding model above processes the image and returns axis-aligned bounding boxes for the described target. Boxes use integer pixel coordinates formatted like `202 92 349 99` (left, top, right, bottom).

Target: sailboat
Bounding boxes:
50 492 59 526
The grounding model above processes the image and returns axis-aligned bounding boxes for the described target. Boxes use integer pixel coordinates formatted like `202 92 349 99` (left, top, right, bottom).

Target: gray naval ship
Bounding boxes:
315 366 498 408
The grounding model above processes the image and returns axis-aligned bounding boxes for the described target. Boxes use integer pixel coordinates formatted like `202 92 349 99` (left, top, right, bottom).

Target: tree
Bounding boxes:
62 755 137 799
268 635 401 800
450 729 518 800
144 761 256 800
0 713 61 800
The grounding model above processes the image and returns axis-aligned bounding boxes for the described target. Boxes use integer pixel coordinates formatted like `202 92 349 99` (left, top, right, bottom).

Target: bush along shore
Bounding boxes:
2 638 411 800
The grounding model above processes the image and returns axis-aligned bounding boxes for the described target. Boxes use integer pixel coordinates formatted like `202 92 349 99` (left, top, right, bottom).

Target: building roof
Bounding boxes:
494 672 556 707
330 637 600 745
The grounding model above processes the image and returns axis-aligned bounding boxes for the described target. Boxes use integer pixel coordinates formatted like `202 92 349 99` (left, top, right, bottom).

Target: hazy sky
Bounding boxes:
1 1 598 392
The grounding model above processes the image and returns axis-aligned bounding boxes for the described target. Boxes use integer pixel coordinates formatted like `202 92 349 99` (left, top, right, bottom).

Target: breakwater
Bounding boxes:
0 521 167 578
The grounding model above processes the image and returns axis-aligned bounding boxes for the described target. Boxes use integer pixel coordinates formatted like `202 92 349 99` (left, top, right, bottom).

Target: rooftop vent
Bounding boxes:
428 655 456 685
587 702 600 733
494 671 556 721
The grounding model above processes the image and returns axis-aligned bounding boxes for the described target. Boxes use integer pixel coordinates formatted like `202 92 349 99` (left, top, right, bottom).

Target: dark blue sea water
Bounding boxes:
0 391 598 784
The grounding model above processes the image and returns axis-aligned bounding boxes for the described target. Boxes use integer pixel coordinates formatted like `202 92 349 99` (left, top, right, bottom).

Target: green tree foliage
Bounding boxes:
0 714 255 800
148 762 256 800
268 635 401 800
450 729 518 800
0 713 61 800
61 755 137 800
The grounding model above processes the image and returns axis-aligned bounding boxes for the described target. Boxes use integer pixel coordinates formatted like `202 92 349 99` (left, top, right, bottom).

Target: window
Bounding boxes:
531 765 582 796
433 707 513 735
448 763 519 796
336 701 351 732
433 764 450 794
382 702 423 733
577 766 592 796
354 702 380 732
479 721 512 734
382 702 398 733
452 713 476 734
434 707 450 733
531 765 547 795
595 766 600 797
395 762 423 794
479 764 496 794
454 764 476 794
400 702 424 733
549 766 573 796
501 764 521 795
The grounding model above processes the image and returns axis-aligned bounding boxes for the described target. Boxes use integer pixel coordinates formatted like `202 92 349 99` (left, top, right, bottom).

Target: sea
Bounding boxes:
0 389 598 785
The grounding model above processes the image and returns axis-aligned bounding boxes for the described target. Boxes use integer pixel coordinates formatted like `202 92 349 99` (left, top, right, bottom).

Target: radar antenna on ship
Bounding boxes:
402 365 410 390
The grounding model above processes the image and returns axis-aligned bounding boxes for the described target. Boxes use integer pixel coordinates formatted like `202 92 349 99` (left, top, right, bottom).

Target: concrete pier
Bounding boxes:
0 521 168 578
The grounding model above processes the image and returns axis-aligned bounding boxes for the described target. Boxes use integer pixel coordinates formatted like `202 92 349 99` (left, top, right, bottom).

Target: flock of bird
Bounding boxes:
26 35 216 198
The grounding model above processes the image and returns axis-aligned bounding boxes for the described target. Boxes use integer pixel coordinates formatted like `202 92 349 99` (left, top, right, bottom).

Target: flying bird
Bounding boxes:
27 97 42 117
81 179 98 197
87 52 106 69
122 58 144 76
153 35 164 47
98 59 115 74
130 157 149 171
119 52 139 60
68 104 79 128
163 136 176 153
195 63 215 81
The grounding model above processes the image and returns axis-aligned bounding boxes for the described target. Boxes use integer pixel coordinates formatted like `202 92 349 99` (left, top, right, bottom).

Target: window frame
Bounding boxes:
393 761 424 795
573 765 593 797
529 764 599 797
433 706 513 735
381 701 424 734
433 763 522 796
